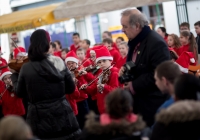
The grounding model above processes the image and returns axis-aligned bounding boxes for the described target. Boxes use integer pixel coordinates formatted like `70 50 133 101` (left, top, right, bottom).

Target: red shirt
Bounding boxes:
116 56 127 69
53 51 62 58
70 44 80 53
85 67 119 114
79 58 92 68
0 87 25 116
0 57 7 65
177 44 189 56
66 87 80 115
112 42 119 52
109 48 120 64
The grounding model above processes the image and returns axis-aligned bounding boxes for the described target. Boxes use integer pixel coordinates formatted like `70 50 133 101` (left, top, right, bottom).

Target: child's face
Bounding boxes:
73 35 80 45
156 28 165 38
119 45 128 57
3 74 12 85
81 40 89 50
179 35 189 45
90 53 96 62
180 26 189 31
195 25 200 35
61 51 67 60
76 50 85 60
54 42 61 51
167 36 174 47
97 59 111 70
66 61 77 70
104 42 112 50
116 39 122 47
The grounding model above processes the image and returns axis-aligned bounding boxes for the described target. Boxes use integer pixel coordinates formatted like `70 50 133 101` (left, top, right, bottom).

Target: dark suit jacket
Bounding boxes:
130 30 170 127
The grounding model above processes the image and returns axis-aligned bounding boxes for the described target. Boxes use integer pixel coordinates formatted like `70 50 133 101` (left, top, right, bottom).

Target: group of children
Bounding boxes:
157 25 199 73
56 33 129 128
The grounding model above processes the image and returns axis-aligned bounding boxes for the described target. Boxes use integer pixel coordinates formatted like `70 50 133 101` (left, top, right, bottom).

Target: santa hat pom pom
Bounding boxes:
190 58 195 63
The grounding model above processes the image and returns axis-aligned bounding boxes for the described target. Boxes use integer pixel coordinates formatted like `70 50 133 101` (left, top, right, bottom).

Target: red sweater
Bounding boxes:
177 44 189 56
83 67 102 100
116 56 127 69
0 87 25 116
66 87 80 115
53 51 62 58
112 43 119 52
79 58 92 68
76 75 88 102
70 44 80 53
0 57 7 64
85 67 119 114
109 48 120 64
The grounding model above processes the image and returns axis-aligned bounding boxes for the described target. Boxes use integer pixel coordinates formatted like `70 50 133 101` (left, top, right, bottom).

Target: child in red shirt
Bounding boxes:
80 47 119 114
0 67 25 117
53 40 62 58
179 31 198 64
116 41 128 69
76 48 91 67
70 33 81 53
65 51 89 129
60 48 69 61
167 34 182 55
103 38 120 64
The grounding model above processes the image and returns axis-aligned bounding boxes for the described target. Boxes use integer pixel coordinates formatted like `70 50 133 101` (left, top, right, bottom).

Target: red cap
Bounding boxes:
13 47 26 59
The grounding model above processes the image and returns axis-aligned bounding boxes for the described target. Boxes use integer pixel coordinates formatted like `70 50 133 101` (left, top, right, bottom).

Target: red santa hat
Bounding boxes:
13 47 27 59
95 47 113 63
175 51 195 73
65 51 79 64
0 68 12 80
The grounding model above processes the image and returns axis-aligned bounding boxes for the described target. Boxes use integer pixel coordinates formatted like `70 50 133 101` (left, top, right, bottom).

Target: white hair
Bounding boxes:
121 9 149 28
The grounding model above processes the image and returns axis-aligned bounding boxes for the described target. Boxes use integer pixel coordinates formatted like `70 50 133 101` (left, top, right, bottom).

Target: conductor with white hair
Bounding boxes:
119 9 170 127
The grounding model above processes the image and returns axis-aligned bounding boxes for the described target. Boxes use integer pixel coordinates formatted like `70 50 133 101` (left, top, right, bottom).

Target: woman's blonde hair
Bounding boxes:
0 116 32 140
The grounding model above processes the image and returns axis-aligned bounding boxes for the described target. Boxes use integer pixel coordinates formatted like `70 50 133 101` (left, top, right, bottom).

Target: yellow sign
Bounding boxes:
108 25 128 42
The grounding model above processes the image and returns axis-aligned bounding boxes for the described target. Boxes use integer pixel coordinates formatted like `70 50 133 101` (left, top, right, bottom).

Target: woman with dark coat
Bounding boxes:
11 29 81 140
78 89 151 140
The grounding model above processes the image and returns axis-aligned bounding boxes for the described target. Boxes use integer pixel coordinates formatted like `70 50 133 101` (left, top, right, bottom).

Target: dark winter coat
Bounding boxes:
11 55 81 140
129 30 170 126
77 112 151 140
151 100 200 140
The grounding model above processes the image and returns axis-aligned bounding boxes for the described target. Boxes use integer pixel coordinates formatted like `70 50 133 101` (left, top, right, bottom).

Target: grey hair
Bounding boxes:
120 41 128 47
121 9 149 28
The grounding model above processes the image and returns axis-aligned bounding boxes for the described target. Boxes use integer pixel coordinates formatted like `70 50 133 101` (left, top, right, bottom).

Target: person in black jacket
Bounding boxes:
11 29 81 140
119 9 170 127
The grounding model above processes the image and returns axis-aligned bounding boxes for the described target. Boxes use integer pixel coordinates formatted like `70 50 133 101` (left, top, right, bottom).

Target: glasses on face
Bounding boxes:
97 60 107 64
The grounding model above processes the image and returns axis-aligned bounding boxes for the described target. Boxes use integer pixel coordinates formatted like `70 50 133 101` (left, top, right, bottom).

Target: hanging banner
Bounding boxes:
0 23 34 34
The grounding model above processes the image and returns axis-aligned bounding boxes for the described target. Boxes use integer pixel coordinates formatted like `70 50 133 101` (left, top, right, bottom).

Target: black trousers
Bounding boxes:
76 99 89 129
87 96 99 115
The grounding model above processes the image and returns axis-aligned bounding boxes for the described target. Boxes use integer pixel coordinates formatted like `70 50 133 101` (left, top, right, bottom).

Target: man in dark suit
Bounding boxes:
119 9 170 127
